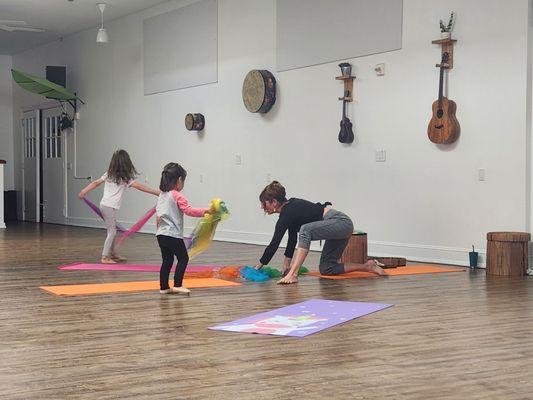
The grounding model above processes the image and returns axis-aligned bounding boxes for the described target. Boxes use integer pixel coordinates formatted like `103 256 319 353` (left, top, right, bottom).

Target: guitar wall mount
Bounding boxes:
336 62 355 144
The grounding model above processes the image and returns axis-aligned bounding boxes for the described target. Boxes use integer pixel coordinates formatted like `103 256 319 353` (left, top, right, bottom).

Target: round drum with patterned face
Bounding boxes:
185 113 205 131
242 70 276 113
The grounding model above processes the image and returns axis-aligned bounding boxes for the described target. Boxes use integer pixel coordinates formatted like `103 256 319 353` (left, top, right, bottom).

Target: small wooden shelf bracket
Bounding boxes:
336 75 356 102
432 38 457 69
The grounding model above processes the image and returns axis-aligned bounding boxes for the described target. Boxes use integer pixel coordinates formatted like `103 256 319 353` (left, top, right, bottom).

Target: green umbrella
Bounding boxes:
11 69 82 102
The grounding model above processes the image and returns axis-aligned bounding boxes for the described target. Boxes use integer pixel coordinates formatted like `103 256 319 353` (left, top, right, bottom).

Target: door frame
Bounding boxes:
20 108 41 222
41 105 66 224
20 100 64 223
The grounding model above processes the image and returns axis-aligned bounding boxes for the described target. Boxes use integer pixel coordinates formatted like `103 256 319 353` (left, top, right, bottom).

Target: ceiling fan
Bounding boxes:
0 20 44 32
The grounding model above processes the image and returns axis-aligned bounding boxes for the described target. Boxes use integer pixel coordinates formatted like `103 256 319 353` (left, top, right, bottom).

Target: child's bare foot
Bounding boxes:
366 260 388 276
111 253 127 262
172 286 190 295
101 256 117 264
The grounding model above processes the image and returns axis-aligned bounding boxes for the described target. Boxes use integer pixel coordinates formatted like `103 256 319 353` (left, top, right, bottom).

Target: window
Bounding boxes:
45 116 62 159
23 117 36 159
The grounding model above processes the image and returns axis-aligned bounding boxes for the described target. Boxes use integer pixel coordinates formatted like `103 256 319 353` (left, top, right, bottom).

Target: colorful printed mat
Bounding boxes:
209 299 393 337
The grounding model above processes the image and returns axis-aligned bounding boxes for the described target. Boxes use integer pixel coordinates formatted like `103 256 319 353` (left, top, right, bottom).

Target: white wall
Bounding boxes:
0 55 13 189
11 0 533 266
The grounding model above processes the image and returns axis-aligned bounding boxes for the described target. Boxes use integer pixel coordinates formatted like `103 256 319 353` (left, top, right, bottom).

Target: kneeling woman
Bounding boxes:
255 181 386 284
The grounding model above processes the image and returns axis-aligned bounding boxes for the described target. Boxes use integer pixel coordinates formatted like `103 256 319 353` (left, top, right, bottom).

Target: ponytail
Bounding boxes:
159 163 187 192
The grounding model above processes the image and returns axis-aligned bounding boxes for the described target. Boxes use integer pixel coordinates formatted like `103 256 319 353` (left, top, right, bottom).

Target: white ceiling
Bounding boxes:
0 0 170 55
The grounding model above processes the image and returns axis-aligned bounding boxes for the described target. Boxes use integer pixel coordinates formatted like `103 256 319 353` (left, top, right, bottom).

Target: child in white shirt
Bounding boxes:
79 149 159 263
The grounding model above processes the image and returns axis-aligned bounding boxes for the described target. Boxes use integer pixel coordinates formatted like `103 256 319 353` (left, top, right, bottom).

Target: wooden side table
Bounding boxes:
486 232 530 276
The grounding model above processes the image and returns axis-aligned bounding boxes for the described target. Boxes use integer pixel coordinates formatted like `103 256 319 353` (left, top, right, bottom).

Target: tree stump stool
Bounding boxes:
486 231 530 276
368 256 406 267
340 232 367 264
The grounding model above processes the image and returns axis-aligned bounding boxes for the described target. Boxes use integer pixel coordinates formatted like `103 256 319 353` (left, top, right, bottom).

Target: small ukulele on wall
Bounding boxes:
427 52 460 144
337 62 355 144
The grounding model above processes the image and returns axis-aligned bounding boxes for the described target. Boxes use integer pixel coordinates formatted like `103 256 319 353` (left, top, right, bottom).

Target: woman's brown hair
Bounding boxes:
259 181 287 205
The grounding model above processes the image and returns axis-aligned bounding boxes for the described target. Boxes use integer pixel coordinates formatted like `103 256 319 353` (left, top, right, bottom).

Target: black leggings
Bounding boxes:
157 235 189 290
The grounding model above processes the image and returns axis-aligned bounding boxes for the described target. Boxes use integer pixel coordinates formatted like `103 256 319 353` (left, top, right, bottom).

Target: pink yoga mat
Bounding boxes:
58 263 221 273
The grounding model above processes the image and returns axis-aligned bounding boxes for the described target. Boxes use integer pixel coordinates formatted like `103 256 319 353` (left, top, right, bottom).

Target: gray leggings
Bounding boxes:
100 205 117 257
298 209 354 275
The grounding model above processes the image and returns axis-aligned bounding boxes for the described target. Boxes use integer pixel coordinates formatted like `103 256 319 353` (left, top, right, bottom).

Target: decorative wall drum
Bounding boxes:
242 70 276 113
185 113 205 131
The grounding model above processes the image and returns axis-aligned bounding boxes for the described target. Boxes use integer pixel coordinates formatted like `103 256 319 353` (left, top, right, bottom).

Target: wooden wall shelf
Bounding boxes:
432 38 457 69
336 75 355 102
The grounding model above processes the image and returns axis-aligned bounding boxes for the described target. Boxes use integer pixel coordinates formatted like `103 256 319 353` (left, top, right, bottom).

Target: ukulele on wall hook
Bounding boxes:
336 62 355 144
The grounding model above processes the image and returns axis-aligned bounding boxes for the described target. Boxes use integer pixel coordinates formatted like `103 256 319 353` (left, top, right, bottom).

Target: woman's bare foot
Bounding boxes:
367 260 388 276
101 256 117 264
277 274 298 284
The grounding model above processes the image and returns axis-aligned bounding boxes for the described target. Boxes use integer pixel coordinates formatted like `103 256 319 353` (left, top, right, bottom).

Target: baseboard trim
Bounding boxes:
64 218 484 267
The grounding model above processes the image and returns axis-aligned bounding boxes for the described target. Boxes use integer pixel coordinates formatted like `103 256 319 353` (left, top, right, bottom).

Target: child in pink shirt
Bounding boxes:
156 162 214 294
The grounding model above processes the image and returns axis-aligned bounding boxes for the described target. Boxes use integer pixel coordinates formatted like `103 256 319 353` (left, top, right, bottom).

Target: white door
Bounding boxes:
42 107 65 224
21 110 40 222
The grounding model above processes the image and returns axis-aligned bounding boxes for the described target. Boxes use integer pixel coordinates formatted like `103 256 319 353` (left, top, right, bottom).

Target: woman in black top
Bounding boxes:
255 181 386 284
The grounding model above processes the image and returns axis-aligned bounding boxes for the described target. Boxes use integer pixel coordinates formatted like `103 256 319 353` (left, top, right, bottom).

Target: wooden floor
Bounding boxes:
1 222 532 400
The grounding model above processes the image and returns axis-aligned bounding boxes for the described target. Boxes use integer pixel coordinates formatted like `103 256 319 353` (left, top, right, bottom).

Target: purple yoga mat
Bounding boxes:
209 299 393 337
58 263 220 273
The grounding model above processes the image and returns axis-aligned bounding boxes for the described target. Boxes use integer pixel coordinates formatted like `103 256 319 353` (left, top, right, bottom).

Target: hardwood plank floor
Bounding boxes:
0 222 532 399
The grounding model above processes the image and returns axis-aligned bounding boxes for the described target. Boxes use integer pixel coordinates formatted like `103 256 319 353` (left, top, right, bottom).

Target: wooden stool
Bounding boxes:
486 232 530 276
368 256 406 267
340 232 367 264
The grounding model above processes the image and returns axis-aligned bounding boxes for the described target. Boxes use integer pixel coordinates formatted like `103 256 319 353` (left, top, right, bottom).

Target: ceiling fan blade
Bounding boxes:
0 20 27 26
11 26 44 32
0 24 15 32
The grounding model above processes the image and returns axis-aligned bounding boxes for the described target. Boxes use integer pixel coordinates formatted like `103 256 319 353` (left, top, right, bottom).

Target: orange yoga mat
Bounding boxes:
41 278 241 296
307 265 465 280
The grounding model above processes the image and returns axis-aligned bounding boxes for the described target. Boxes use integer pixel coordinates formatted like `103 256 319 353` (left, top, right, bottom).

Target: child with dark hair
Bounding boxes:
79 149 159 264
156 162 214 295
255 181 387 284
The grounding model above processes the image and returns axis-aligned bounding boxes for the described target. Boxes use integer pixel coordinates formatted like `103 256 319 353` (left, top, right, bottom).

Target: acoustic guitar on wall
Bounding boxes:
427 52 460 144
338 90 354 144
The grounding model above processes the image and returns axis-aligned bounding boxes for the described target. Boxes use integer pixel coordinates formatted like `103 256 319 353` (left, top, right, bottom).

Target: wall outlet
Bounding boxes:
375 63 385 76
67 162 73 170
478 169 485 181
375 149 386 162
75 112 80 120
235 154 242 165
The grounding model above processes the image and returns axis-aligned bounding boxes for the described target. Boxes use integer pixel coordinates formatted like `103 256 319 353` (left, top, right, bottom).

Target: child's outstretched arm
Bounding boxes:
173 192 208 217
131 181 160 196
78 178 104 198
